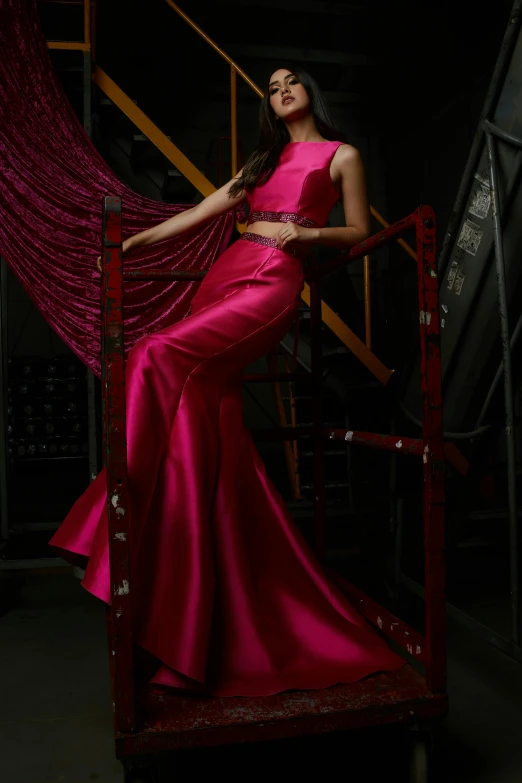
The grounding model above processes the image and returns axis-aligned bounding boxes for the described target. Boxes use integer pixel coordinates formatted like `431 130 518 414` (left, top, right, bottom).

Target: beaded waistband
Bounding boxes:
241 232 305 258
248 211 317 229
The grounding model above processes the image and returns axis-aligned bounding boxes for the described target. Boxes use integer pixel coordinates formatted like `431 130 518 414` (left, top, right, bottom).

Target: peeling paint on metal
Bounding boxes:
115 609 122 618
345 431 353 442
395 440 403 449
419 311 432 325
115 532 127 541
115 580 130 595
457 218 483 256
454 267 465 295
115 507 125 517
111 493 120 508
469 178 491 220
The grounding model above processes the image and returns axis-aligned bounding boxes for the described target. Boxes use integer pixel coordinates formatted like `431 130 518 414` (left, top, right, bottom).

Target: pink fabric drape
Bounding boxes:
0 0 235 376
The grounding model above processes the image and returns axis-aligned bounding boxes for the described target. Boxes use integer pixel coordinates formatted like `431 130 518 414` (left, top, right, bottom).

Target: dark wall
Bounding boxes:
379 1 514 235
372 0 515 366
41 0 518 369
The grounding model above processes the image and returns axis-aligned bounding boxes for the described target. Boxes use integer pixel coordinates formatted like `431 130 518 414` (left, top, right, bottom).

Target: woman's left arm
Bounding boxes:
277 145 371 252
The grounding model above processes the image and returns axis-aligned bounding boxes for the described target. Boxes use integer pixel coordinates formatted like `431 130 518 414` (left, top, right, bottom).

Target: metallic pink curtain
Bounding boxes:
0 0 236 376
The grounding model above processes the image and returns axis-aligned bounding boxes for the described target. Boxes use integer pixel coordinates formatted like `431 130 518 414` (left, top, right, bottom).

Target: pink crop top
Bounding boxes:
246 141 344 228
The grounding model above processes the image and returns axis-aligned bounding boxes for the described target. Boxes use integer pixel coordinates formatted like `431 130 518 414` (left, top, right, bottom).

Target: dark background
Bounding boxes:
2 2 522 781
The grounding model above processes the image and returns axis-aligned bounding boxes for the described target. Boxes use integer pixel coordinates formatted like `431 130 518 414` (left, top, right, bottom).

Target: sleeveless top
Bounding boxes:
245 141 344 229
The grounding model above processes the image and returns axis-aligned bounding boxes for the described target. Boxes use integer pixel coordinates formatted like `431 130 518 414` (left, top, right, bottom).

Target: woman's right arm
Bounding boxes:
97 170 246 270
126 169 245 252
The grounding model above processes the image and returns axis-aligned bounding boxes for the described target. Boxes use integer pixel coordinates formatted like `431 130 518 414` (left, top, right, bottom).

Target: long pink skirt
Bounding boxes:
50 233 403 697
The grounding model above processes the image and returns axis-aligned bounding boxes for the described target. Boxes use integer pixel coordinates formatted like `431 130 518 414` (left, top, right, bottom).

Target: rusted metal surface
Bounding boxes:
99 203 447 758
101 197 136 732
328 428 423 456
252 427 422 457
310 211 417 281
329 573 426 662
114 664 447 756
416 206 446 694
363 254 372 349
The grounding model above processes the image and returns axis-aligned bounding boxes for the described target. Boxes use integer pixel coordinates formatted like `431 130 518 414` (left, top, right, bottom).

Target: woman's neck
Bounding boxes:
284 117 325 144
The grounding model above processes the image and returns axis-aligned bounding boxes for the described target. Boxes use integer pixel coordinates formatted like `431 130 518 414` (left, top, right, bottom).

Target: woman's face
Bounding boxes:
268 69 310 122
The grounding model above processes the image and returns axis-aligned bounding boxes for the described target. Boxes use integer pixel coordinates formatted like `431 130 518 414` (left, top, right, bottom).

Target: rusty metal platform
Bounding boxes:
100 200 446 775
116 664 447 756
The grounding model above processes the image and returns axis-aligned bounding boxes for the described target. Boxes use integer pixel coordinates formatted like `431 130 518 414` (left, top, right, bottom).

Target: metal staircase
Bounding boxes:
39 0 470 506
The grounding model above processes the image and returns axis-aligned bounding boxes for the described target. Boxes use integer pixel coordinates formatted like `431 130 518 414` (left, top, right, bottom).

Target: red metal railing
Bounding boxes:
101 198 445 734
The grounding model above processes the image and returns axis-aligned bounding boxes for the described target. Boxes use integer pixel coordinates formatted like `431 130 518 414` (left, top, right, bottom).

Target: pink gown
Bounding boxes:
50 141 403 696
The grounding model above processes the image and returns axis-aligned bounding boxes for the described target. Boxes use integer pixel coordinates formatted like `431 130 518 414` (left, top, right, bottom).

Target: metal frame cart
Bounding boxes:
101 198 446 781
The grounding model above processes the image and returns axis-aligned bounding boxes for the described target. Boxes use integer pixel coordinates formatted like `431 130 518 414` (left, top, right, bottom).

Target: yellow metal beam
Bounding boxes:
300 283 393 385
370 206 417 261
92 67 216 198
164 0 263 98
47 41 90 50
92 67 394 384
165 0 418 264
42 1 466 471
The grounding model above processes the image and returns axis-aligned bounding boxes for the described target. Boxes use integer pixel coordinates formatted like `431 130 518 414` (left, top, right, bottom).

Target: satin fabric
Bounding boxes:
247 141 344 227
51 234 403 696
0 0 234 377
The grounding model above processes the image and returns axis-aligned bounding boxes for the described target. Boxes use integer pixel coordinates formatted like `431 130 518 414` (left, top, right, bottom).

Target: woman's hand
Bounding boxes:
96 238 133 273
276 223 319 251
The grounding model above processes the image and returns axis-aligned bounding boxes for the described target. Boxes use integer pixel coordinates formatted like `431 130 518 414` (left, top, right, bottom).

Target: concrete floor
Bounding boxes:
0 570 521 783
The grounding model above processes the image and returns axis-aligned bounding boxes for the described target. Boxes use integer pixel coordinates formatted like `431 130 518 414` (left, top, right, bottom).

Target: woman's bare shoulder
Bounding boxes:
334 143 362 164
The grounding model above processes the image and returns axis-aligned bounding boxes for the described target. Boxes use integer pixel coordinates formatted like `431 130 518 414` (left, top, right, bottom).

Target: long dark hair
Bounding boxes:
227 64 346 198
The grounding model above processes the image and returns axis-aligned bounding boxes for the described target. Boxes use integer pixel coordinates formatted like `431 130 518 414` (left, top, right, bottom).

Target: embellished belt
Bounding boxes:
241 232 307 258
248 211 317 229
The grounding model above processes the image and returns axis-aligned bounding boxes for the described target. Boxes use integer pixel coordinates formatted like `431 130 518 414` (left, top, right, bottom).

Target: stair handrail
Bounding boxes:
90 66 393 386
164 0 417 264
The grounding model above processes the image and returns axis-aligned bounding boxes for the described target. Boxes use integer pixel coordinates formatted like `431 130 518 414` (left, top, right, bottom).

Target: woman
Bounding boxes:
51 66 403 696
